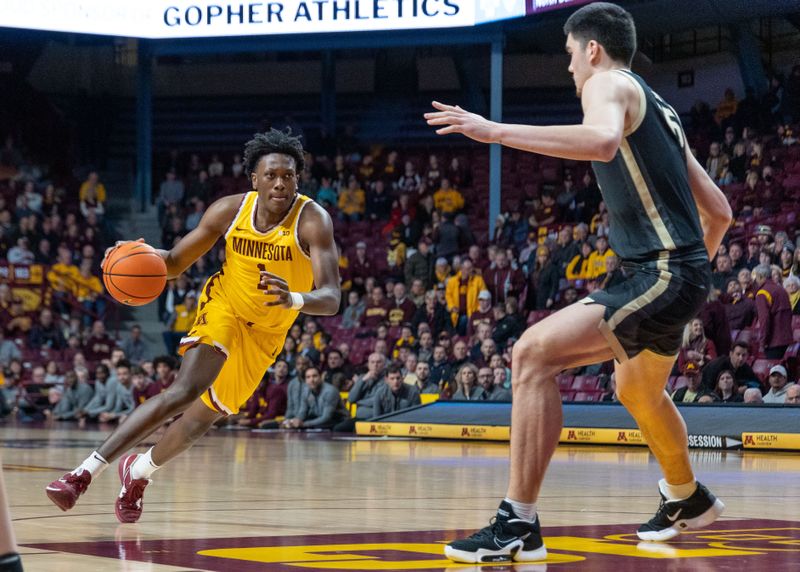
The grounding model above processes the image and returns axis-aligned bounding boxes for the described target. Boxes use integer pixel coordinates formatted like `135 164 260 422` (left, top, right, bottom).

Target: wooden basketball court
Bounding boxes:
5 422 800 571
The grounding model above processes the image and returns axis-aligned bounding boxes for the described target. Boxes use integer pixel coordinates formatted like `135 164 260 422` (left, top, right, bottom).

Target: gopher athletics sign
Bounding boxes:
0 0 530 37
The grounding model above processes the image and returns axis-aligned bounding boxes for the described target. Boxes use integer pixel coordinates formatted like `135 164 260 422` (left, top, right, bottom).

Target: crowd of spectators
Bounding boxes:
4 66 800 430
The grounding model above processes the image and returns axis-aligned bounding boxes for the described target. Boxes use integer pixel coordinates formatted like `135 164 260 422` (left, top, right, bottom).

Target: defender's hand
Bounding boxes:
101 238 145 271
424 101 499 143
260 270 291 308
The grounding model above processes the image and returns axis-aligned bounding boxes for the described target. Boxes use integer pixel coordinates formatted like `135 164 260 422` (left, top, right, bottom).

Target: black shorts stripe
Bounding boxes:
585 247 711 361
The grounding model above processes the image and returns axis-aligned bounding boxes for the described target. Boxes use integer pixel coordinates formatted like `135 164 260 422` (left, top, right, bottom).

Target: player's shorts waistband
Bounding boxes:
623 243 708 266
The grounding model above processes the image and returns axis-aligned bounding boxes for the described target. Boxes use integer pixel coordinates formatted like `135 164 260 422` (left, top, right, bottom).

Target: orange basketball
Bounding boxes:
102 242 167 306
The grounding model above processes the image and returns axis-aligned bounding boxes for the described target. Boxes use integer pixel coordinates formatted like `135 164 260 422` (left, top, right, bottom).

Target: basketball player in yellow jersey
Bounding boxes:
45 129 341 523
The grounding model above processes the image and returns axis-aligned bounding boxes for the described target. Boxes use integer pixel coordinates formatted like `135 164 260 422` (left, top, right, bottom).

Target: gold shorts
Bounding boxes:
179 295 285 415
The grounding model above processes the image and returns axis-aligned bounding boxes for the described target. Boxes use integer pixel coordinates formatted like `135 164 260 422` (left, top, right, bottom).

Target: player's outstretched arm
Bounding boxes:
261 202 341 315
157 194 244 279
685 146 733 257
424 72 627 162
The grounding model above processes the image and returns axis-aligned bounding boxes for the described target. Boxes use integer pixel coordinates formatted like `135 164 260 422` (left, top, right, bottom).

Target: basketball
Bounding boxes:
102 242 167 306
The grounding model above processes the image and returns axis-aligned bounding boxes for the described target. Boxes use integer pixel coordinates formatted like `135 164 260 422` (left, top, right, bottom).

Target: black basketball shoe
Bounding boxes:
637 481 725 541
0 552 23 572
444 501 547 563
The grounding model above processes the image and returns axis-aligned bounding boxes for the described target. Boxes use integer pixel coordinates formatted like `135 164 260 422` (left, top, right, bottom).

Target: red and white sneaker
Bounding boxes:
115 454 151 523
45 470 92 511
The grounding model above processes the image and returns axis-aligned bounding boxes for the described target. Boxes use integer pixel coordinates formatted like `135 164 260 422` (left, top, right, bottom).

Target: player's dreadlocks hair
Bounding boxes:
243 128 306 176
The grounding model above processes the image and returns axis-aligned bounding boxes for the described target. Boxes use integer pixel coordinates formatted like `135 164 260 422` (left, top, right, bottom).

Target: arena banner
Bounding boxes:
358 422 752 450
742 432 800 451
356 421 510 440
560 427 647 446
0 0 528 38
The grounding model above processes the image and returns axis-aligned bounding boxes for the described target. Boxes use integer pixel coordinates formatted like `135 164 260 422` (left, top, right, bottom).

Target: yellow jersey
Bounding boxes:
213 191 314 333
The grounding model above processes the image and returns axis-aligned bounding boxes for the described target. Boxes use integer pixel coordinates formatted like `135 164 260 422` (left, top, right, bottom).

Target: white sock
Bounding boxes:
504 497 537 522
130 447 160 480
73 451 109 479
659 478 697 501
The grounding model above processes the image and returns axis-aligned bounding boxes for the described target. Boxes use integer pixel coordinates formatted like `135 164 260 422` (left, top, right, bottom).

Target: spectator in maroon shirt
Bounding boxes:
349 241 373 292
699 289 731 357
467 290 495 337
468 244 489 275
153 355 177 391
363 286 391 328
738 267 756 299
724 277 756 330
245 360 290 427
485 250 525 305
677 318 717 373
530 192 559 229
132 367 161 407
752 264 794 359
83 320 115 362
387 282 416 327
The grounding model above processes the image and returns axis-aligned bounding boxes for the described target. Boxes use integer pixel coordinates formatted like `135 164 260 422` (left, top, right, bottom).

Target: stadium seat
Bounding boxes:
574 390 602 402
556 374 574 390
571 375 601 390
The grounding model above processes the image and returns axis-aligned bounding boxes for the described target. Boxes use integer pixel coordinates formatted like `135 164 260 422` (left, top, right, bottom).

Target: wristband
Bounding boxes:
289 292 305 310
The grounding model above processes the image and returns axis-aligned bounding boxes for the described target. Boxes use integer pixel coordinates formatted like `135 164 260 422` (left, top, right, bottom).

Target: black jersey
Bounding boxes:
591 70 705 260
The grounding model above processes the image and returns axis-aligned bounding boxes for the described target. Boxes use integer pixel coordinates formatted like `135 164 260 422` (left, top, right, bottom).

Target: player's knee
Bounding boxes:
511 332 561 388
615 382 657 409
163 384 203 412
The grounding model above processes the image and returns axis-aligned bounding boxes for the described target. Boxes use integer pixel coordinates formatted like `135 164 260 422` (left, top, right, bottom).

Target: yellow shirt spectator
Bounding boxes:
588 240 616 279
714 89 738 125
79 172 107 203
47 262 79 294
172 298 198 332
387 231 407 269
445 267 487 319
73 272 103 302
338 181 366 217
433 180 464 214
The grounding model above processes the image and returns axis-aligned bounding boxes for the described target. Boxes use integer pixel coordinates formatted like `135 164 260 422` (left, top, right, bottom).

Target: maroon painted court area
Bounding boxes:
24 519 800 571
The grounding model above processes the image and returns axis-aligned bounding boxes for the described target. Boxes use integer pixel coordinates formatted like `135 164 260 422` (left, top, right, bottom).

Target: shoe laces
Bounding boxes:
120 479 150 506
63 471 90 493
465 516 507 541
649 496 672 523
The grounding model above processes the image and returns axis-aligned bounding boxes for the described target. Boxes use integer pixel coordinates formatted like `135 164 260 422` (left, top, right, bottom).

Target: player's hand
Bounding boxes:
260 270 292 308
101 238 145 271
424 101 499 143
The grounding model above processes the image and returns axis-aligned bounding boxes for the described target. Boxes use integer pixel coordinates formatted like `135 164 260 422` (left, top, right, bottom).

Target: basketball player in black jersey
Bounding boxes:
426 2 732 564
